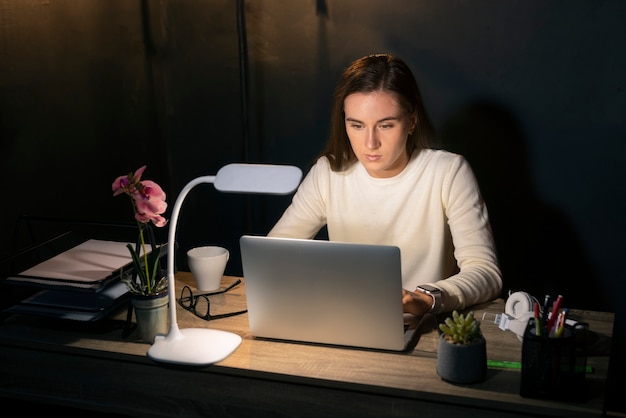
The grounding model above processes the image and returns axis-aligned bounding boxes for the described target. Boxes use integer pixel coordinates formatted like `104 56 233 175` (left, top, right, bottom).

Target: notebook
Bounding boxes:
239 235 428 352
4 281 129 321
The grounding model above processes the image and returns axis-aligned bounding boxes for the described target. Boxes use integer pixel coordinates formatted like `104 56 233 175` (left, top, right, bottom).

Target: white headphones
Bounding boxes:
498 291 538 341
505 291 537 318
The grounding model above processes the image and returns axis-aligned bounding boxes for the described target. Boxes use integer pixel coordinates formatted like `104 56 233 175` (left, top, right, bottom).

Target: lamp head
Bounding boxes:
214 163 302 195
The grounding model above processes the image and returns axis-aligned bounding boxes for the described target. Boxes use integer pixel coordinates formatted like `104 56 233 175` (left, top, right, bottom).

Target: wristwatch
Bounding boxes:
415 284 442 313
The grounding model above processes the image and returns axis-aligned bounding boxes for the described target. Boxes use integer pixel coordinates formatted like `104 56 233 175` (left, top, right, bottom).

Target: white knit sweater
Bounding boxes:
268 149 503 312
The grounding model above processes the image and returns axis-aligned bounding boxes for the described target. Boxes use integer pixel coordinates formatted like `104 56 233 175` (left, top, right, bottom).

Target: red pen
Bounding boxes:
546 294 563 336
533 301 542 337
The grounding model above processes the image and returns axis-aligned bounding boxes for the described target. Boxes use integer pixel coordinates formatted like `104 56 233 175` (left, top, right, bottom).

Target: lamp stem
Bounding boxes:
165 175 216 333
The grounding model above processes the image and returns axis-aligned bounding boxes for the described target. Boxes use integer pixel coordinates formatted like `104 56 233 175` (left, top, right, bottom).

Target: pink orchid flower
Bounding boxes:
133 180 168 227
112 166 168 228
112 166 168 295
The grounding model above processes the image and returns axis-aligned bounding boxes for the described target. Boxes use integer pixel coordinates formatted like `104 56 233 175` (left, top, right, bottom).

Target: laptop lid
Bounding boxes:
239 235 422 352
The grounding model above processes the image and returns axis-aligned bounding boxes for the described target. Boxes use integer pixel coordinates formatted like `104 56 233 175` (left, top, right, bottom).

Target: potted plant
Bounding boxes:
436 310 487 384
112 166 169 343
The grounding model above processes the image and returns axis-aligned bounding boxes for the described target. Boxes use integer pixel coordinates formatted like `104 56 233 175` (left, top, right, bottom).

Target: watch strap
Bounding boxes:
415 285 442 313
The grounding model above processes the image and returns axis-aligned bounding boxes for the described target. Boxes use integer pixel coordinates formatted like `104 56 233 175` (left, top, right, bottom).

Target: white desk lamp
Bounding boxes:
148 163 302 366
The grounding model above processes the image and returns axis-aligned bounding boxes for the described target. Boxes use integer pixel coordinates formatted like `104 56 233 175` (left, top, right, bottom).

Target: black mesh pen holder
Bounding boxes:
520 318 589 401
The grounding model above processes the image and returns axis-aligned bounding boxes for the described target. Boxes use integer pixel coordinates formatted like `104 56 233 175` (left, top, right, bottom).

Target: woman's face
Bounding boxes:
344 91 415 178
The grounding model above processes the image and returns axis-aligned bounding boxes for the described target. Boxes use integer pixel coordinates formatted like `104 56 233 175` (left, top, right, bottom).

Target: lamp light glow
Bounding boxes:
148 163 302 366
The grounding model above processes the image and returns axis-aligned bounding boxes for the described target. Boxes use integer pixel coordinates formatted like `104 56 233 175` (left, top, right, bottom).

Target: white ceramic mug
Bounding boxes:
187 246 229 291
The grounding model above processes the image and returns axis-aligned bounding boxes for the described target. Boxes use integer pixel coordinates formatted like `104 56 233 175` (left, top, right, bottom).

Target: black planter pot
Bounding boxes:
436 333 487 384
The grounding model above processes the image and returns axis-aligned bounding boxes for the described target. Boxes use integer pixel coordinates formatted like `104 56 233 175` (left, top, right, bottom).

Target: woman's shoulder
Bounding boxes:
416 148 467 167
306 156 332 178
312 155 332 169
301 156 335 185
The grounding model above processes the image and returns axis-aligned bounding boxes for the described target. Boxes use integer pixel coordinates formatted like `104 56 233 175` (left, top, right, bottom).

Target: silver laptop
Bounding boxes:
239 235 427 352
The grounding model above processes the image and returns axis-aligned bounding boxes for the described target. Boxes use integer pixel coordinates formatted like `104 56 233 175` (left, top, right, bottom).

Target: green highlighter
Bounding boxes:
487 360 593 374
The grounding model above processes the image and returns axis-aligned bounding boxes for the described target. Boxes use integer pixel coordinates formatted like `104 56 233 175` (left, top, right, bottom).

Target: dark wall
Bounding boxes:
1 0 625 413
0 0 171 248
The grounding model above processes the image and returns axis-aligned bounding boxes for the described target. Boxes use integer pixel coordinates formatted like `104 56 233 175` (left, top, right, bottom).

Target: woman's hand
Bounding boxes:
402 288 434 316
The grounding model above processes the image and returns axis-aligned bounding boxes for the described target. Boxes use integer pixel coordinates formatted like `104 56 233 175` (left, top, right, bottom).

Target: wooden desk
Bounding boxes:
0 274 614 417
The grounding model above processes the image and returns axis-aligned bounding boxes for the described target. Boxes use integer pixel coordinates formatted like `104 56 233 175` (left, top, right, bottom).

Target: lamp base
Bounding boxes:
148 328 242 366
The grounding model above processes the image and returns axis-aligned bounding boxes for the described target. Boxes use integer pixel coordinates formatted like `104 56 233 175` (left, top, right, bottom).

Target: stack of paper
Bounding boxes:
7 239 142 291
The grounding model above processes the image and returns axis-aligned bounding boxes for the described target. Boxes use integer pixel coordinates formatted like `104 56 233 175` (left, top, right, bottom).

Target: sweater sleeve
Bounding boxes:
268 158 329 239
432 156 503 311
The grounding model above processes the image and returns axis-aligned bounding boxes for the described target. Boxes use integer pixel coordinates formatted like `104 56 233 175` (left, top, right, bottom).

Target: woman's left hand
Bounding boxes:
402 288 433 316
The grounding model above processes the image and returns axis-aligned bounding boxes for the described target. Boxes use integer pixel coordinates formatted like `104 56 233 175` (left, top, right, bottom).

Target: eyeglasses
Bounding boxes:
178 279 247 321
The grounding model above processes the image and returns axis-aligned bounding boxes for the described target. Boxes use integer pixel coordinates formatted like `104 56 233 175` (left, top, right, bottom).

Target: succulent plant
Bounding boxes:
439 310 482 345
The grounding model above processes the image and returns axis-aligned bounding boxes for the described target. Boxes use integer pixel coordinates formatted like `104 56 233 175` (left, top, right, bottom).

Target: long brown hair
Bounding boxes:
320 54 436 171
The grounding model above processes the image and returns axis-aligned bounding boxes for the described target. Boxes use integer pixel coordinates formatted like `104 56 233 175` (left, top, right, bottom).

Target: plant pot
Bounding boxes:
131 290 169 343
436 333 487 384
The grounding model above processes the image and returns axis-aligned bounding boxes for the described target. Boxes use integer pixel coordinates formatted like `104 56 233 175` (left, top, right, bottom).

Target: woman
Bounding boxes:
268 53 502 317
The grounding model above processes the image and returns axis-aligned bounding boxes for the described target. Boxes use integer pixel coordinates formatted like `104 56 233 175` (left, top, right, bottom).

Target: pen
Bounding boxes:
555 308 568 338
550 310 562 338
541 294 552 326
546 294 563 336
533 301 542 337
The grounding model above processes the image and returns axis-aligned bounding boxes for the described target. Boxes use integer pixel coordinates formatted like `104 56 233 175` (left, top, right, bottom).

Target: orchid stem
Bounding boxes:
138 221 151 294
132 198 151 294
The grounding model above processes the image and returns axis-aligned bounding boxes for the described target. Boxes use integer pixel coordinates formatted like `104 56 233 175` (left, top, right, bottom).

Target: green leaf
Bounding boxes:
126 243 147 284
